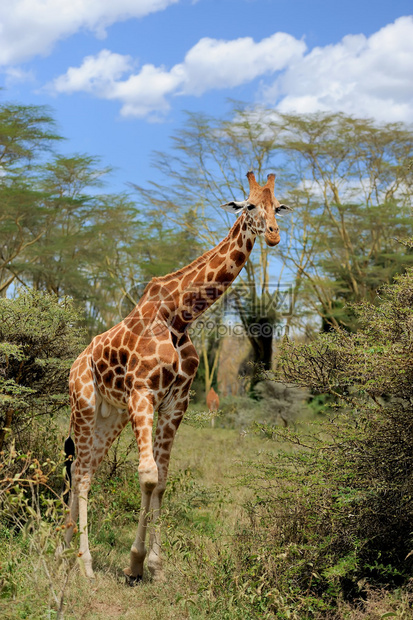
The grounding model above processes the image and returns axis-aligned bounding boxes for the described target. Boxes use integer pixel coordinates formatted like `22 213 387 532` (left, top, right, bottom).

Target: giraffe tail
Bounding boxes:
63 435 75 505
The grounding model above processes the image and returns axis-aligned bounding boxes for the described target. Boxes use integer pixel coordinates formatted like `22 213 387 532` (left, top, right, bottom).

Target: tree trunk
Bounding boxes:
238 318 274 394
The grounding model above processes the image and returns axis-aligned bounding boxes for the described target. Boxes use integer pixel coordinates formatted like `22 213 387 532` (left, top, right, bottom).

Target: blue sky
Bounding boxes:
0 0 412 194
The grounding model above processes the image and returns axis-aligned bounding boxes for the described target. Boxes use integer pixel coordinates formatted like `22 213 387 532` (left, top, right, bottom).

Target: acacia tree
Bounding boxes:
134 110 288 390
0 100 150 334
0 103 62 293
136 107 413 352
271 111 413 329
23 154 144 333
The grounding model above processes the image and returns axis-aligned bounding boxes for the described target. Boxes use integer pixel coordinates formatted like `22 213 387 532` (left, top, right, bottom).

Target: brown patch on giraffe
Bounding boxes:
119 349 128 366
145 283 160 298
122 330 133 347
141 337 157 356
83 384 93 399
209 254 223 270
171 314 187 332
127 317 145 336
181 356 198 376
141 302 154 317
237 236 243 248
216 265 229 281
132 415 146 429
232 218 241 236
110 350 119 366
230 250 245 267
197 266 206 282
138 357 157 375
173 374 187 387
242 221 248 231
181 272 194 290
193 297 208 314
103 370 114 386
161 367 175 388
174 375 192 388
75 397 88 411
219 241 230 255
246 238 253 252
181 291 193 309
164 280 178 293
125 374 133 389
162 425 175 440
115 377 124 391
96 360 108 374
111 333 123 348
171 416 183 429
148 370 160 391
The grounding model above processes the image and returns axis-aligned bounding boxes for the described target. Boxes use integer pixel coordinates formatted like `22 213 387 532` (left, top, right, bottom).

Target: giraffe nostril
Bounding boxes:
269 226 274 232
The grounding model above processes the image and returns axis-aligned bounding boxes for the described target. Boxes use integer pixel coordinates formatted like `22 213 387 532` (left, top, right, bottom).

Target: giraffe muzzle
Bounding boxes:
265 228 280 246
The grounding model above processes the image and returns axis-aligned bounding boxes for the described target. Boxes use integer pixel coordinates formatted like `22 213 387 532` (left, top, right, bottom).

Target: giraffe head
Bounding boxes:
221 171 291 246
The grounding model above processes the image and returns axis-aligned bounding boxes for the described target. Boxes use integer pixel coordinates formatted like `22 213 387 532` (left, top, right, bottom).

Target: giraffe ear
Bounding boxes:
220 200 253 214
275 204 292 216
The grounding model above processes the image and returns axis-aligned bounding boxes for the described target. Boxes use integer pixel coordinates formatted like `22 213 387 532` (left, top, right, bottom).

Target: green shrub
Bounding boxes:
216 395 265 429
0 290 85 452
233 269 413 615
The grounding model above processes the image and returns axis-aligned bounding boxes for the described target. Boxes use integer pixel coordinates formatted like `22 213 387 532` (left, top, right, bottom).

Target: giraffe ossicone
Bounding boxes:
64 171 290 583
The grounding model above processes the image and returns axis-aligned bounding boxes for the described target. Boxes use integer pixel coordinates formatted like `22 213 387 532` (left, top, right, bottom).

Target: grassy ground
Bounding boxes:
2 414 411 619
0 420 281 620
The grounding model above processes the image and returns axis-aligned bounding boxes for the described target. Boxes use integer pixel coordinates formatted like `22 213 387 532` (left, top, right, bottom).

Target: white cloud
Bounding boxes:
0 0 178 66
50 15 413 123
269 16 413 123
52 50 134 94
179 33 306 95
2 66 35 86
51 33 306 118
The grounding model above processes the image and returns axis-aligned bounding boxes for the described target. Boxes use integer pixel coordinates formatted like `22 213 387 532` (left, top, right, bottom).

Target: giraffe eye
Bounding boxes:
247 203 256 211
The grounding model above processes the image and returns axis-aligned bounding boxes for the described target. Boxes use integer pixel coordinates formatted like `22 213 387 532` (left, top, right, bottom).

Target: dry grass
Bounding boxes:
2 421 411 619
0 422 277 620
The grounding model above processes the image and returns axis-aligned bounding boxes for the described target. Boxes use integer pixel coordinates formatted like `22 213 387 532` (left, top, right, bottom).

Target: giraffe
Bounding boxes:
206 387 219 428
206 386 220 413
64 171 290 584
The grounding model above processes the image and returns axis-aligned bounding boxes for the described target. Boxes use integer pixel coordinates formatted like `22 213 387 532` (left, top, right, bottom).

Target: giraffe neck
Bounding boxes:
134 212 256 333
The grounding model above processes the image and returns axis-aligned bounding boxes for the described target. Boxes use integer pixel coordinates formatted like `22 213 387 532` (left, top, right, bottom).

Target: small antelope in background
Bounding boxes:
206 386 220 427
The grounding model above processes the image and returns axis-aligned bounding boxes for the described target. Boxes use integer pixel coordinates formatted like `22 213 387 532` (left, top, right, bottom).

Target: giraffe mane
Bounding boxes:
151 212 246 285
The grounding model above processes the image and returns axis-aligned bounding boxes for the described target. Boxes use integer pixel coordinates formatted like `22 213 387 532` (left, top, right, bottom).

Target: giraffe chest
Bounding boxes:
92 334 197 409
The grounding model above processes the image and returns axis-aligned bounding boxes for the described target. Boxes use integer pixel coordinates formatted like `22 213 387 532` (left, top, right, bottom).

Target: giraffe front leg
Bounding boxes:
124 390 158 586
147 397 189 582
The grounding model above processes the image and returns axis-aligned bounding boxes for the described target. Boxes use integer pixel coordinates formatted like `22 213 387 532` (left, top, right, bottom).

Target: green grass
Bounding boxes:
2 418 412 619
0 422 280 620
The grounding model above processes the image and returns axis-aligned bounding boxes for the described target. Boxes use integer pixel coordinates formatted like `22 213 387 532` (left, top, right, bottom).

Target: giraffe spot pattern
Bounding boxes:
67 174 284 575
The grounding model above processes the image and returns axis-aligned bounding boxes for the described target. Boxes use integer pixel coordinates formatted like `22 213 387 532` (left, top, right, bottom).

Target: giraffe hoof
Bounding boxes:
125 573 142 587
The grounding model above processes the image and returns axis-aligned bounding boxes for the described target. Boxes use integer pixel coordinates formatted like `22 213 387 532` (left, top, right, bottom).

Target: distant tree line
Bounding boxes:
0 98 412 393
135 106 413 388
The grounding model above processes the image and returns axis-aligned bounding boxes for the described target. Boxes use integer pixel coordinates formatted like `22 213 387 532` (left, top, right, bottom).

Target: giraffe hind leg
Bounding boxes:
62 435 75 505
69 393 129 579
